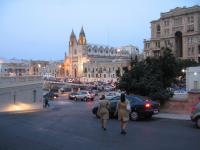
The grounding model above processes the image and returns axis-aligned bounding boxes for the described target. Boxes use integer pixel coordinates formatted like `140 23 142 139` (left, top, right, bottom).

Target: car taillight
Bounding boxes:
145 103 151 108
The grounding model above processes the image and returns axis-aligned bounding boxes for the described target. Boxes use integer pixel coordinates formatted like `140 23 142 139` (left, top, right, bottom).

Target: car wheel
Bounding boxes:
75 97 78 101
84 97 87 102
130 111 139 121
196 117 200 128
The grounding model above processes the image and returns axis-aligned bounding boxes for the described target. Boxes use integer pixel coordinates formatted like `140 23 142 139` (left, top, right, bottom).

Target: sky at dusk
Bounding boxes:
0 0 199 60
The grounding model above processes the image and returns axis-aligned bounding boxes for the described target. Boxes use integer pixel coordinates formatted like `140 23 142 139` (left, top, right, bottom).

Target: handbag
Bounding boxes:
126 102 131 111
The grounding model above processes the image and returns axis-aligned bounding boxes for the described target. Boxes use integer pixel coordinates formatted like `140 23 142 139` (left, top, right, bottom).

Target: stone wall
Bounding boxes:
0 76 42 87
162 91 200 114
0 83 43 112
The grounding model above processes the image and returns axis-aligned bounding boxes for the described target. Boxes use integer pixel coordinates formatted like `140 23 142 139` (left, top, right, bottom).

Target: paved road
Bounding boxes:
0 99 199 150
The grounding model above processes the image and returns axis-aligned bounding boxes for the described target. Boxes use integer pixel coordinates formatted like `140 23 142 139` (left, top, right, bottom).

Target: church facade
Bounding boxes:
64 27 137 82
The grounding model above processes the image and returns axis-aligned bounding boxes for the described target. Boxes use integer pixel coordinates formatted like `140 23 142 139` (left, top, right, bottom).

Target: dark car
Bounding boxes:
59 87 71 93
92 95 160 120
43 91 59 100
68 92 78 100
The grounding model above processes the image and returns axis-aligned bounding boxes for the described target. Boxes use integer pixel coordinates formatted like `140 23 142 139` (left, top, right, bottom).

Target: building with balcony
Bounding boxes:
144 5 200 62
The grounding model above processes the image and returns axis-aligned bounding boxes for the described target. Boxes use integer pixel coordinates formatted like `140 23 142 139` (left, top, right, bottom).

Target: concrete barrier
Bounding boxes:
0 76 43 112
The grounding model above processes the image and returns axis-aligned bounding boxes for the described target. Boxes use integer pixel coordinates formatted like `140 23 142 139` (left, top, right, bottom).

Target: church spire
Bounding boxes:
70 29 76 39
79 26 85 37
78 26 87 45
69 29 77 47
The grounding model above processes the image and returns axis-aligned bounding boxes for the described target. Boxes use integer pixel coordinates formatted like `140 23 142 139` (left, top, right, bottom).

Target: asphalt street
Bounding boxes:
0 99 199 150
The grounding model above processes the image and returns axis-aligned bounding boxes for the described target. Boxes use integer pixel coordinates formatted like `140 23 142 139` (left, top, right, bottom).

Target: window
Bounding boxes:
187 25 194 32
187 37 193 44
104 74 106 78
174 17 182 26
164 20 169 26
164 29 170 36
155 41 160 48
88 74 90 78
96 74 98 78
157 25 160 33
194 81 199 89
191 47 194 55
165 40 170 46
84 68 87 73
145 43 150 49
188 47 191 56
188 16 194 24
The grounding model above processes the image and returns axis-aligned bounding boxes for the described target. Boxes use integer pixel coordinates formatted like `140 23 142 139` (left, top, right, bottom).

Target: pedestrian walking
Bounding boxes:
97 95 110 131
115 93 130 135
43 94 50 108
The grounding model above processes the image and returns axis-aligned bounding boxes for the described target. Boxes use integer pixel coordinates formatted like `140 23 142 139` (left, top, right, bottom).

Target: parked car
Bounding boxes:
43 91 59 100
105 92 121 100
59 87 71 93
91 89 98 96
104 86 114 91
69 92 78 100
92 95 160 120
69 91 94 101
191 102 200 128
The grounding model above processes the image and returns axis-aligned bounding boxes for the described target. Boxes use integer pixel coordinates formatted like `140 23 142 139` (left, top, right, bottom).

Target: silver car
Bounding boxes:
191 102 200 128
72 91 93 101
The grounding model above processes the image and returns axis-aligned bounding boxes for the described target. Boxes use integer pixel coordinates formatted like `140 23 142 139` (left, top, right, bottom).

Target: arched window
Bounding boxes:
84 68 87 73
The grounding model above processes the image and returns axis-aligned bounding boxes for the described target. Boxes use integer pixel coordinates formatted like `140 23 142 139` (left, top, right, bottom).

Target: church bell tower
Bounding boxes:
78 27 87 45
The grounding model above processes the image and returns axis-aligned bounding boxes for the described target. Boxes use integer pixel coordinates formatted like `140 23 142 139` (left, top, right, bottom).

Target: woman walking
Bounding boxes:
115 93 130 135
98 95 110 131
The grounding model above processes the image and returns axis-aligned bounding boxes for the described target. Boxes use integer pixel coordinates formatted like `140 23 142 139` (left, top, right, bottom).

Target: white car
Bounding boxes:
71 91 94 101
105 92 121 100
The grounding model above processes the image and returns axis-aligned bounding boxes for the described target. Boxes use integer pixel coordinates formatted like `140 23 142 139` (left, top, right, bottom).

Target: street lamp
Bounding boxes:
182 69 185 73
194 72 197 76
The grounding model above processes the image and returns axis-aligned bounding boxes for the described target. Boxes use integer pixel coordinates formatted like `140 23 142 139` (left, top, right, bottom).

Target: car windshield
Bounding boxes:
81 92 87 94
71 92 78 95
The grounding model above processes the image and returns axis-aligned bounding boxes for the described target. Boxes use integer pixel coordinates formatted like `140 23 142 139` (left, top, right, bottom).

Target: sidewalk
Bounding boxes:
0 102 43 113
154 113 190 120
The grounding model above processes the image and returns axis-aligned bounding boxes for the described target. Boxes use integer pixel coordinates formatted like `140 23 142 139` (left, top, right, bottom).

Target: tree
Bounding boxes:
160 47 177 88
118 48 176 104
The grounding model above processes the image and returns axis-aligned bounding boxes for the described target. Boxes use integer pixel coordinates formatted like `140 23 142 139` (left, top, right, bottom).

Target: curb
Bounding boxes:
154 113 190 120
